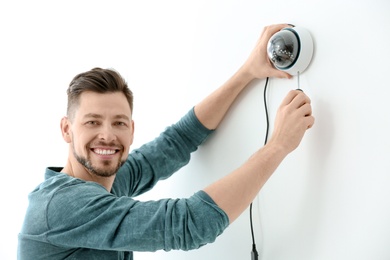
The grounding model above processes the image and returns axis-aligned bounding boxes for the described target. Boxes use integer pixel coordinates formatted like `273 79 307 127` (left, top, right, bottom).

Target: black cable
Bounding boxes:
250 77 270 260
262 77 270 145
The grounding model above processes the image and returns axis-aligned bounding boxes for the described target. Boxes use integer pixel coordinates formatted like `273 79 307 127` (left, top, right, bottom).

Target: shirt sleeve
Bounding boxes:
112 107 214 197
45 183 229 252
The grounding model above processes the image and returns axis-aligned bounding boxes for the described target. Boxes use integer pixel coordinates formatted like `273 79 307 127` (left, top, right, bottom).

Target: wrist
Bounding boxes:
235 64 258 83
263 140 290 159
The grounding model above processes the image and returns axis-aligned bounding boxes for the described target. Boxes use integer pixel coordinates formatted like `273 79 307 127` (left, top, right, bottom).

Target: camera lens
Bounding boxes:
267 29 300 69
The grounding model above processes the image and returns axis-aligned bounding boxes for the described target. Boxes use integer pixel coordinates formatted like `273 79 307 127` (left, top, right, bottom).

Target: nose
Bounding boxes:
97 124 117 143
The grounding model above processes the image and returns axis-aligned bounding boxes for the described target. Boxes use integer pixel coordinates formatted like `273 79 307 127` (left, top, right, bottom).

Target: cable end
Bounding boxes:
251 244 259 260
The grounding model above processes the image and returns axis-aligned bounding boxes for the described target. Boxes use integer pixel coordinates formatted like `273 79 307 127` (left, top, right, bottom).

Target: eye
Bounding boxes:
86 121 99 126
114 121 127 127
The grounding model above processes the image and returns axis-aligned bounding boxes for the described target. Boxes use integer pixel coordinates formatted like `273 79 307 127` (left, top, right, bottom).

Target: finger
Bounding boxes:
299 103 313 117
305 115 315 129
265 59 293 79
280 90 302 106
263 23 292 38
290 92 311 109
271 69 292 79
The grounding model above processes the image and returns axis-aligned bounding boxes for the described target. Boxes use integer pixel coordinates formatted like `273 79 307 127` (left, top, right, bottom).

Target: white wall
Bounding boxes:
1 0 389 259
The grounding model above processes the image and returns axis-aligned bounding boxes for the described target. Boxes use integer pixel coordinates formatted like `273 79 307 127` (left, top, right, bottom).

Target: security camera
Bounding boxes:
267 26 314 75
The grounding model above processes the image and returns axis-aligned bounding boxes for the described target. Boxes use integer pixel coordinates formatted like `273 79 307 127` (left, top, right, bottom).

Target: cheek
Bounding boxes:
122 128 134 146
119 132 133 153
72 132 92 153
121 137 133 152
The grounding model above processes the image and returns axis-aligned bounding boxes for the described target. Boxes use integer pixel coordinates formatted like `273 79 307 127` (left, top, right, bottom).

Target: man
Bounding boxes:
18 23 314 259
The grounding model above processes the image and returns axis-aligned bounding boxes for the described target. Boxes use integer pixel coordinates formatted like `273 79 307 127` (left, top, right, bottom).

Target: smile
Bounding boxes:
93 148 117 155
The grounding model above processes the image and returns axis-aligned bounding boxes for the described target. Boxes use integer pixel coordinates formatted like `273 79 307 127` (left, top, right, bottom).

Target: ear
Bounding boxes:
60 116 72 143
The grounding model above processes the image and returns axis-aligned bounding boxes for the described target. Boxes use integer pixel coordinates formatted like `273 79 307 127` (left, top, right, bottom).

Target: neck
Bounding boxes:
61 162 115 192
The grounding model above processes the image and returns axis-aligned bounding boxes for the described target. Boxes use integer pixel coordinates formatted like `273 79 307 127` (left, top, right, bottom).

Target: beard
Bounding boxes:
72 142 126 178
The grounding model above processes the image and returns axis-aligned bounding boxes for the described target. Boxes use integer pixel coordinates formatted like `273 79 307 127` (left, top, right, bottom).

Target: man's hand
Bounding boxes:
268 90 315 154
240 23 293 80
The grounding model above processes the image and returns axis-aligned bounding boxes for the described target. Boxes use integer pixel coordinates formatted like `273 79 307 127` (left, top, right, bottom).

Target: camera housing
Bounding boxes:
267 26 314 75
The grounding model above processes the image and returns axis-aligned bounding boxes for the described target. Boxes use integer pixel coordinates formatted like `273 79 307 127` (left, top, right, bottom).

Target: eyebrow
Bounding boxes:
83 113 130 121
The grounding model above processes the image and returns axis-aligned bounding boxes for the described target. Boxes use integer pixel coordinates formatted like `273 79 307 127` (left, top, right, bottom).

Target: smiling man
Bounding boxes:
62 90 135 191
18 24 314 260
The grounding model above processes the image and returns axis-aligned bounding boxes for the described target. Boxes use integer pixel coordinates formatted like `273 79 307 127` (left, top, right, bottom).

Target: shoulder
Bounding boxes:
40 168 107 200
37 168 112 218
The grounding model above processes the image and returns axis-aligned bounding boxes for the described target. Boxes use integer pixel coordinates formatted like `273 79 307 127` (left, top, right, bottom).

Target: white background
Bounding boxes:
1 0 390 259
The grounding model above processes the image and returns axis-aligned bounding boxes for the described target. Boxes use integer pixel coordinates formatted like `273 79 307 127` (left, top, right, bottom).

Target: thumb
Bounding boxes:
272 69 292 79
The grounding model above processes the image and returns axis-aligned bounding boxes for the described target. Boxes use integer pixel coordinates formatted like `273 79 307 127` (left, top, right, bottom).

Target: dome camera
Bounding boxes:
267 26 314 75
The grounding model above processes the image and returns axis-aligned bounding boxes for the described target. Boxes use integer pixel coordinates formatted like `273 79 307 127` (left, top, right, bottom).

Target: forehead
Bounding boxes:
76 91 132 118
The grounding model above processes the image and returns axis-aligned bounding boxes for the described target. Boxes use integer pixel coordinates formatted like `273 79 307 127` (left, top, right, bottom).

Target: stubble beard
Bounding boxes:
72 144 126 178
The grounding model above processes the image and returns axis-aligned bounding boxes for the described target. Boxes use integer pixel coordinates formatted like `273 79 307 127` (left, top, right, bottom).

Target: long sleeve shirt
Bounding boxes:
17 108 229 260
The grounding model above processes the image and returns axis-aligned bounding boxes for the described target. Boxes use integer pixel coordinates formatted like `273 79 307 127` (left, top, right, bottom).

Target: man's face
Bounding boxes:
64 91 134 177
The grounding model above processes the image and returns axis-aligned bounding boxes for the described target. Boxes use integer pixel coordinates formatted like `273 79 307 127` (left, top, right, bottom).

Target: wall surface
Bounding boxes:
1 1 389 259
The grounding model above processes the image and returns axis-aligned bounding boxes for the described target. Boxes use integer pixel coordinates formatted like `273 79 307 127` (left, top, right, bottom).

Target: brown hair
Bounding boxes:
66 67 133 120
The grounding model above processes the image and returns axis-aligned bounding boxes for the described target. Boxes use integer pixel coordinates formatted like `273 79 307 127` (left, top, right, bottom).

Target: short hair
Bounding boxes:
66 67 133 120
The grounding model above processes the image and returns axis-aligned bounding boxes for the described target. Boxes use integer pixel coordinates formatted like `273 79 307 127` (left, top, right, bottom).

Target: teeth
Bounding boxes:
94 149 116 155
